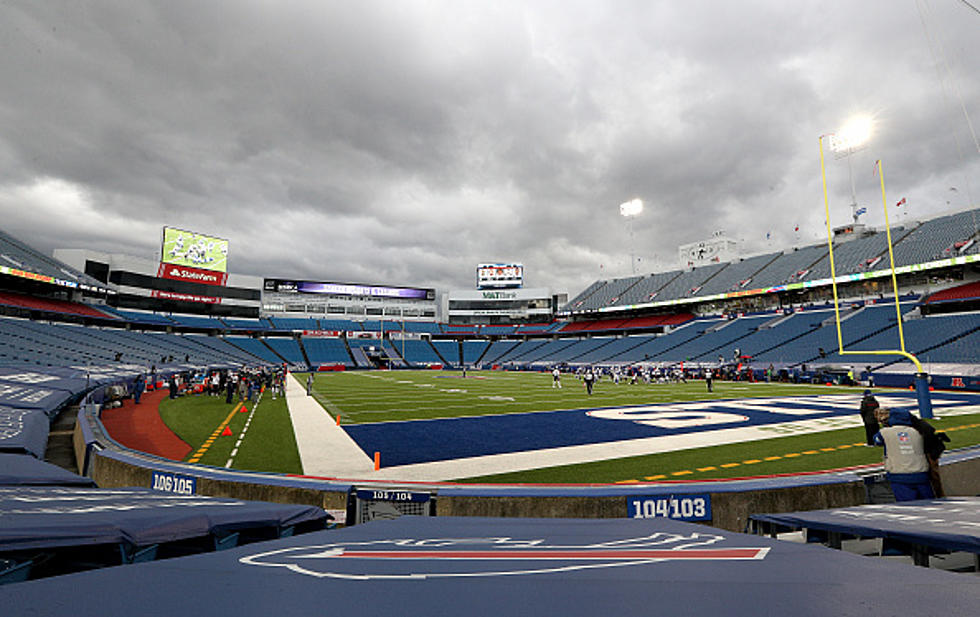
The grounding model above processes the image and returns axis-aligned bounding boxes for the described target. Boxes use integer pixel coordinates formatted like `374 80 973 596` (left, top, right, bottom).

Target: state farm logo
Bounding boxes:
239 532 768 580
167 267 218 283
158 262 227 286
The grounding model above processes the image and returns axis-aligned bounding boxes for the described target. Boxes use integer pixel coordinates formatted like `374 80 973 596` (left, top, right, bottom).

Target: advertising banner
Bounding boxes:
157 262 229 287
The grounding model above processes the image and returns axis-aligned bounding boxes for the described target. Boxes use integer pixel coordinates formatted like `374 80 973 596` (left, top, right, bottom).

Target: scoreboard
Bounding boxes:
477 263 524 289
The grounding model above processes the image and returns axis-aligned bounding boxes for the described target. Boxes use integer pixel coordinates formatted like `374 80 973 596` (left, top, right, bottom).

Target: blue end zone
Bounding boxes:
3 516 978 616
343 391 980 466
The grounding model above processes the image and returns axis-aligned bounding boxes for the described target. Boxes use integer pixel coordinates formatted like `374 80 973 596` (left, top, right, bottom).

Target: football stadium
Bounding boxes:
2 200 980 609
3 2 980 614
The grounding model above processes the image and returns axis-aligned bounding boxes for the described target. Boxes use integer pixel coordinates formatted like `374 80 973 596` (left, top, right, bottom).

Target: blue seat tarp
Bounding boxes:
2 516 978 615
750 496 980 554
0 407 50 458
0 382 72 415
0 454 96 487
0 486 328 553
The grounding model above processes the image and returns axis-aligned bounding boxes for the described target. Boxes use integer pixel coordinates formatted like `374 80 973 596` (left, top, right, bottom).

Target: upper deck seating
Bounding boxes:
0 228 105 289
649 262 728 303
746 244 828 289
692 252 781 298
564 280 608 311
0 291 113 319
891 209 980 267
616 270 682 306
805 227 914 280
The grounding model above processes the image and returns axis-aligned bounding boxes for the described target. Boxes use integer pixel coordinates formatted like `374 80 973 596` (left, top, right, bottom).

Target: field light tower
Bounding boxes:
829 115 873 223
619 198 644 274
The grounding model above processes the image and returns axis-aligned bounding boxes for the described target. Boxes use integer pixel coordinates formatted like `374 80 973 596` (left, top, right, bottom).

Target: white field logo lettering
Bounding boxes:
239 532 769 580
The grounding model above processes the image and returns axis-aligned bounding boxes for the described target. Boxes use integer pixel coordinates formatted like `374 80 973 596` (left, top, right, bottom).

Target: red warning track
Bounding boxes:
99 388 192 460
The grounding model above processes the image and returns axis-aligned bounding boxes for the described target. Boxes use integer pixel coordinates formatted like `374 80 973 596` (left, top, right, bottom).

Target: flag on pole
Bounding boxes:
794 224 799 232
895 197 906 207
855 207 867 216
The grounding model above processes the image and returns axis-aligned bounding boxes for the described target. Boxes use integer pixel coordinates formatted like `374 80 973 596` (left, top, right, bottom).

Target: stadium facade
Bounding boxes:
0 204 974 380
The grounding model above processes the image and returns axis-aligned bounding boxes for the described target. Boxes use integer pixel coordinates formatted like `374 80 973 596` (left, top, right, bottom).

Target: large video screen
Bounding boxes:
477 263 524 289
264 279 434 300
161 227 229 273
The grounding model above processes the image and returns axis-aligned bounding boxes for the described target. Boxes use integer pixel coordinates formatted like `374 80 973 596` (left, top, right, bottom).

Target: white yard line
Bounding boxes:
224 394 259 468
285 372 375 477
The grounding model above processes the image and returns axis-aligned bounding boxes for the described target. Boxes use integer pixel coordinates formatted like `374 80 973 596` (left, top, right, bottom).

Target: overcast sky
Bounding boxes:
0 0 977 297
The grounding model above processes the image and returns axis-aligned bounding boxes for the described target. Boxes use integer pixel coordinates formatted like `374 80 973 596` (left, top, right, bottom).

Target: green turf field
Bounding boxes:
309 370 860 423
159 370 980 483
159 390 303 474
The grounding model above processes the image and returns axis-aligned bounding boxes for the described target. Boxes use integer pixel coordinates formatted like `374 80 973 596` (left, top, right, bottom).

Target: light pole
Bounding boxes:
619 198 644 274
829 115 873 223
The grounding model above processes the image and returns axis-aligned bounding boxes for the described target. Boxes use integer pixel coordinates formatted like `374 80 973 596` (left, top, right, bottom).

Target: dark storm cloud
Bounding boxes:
0 0 976 295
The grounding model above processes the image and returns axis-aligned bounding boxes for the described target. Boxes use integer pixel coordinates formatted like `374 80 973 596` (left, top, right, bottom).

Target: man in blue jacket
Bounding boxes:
873 407 935 502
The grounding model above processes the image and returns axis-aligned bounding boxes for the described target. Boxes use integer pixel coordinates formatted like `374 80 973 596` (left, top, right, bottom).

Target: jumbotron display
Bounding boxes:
264 279 435 300
477 263 524 289
161 227 229 274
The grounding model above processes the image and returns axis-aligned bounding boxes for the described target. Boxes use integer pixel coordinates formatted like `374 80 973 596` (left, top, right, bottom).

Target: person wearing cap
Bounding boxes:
858 390 880 446
872 407 935 502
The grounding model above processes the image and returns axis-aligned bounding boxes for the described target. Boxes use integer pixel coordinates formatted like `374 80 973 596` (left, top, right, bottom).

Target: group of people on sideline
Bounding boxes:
129 365 288 406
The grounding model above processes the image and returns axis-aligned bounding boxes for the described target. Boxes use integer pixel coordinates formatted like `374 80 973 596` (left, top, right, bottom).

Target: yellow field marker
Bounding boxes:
617 422 980 484
187 403 243 463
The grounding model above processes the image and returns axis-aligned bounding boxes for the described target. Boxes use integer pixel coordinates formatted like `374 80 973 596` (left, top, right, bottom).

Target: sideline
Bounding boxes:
100 388 191 460
187 403 242 464
285 372 375 476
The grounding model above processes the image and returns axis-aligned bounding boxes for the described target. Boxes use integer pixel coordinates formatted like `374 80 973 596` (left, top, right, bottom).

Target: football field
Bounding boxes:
162 370 980 483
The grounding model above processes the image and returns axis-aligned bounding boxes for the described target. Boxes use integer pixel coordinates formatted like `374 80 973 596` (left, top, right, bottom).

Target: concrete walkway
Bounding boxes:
285 372 375 477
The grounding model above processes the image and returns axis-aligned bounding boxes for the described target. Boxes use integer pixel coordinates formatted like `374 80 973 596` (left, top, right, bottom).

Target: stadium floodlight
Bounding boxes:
619 199 644 274
830 115 873 154
619 198 644 217
825 115 875 224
